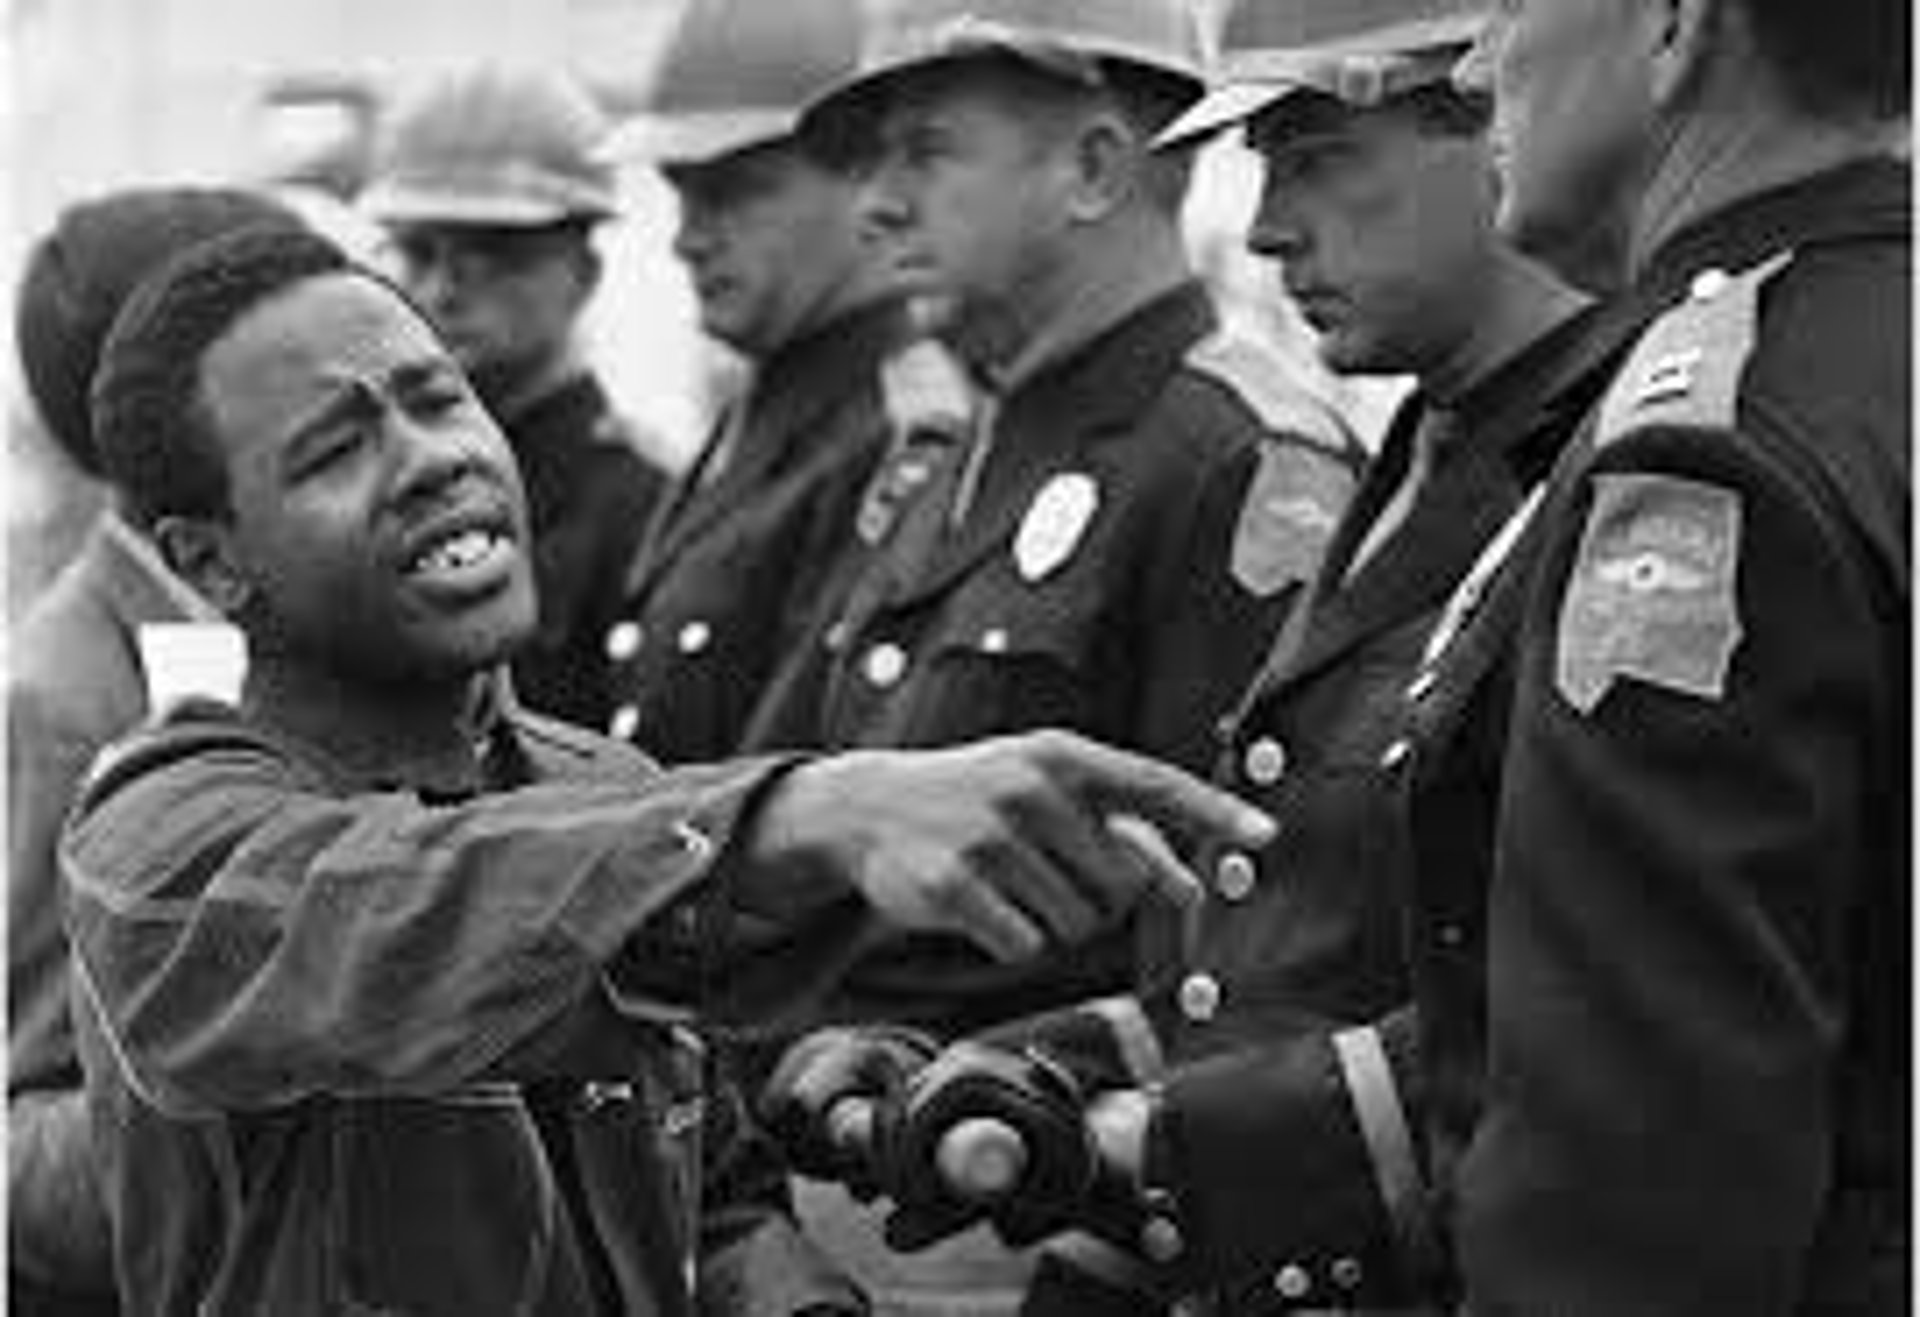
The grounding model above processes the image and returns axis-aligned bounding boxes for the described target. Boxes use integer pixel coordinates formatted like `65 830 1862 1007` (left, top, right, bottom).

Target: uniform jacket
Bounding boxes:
505 370 669 731
605 301 910 765
8 513 211 1307
1456 156 1911 1317
1123 159 1908 1316
1004 300 1645 1314
62 693 872 1317
750 283 1361 1035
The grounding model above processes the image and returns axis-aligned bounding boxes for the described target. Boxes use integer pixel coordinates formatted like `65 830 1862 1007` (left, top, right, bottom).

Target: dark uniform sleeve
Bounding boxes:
1143 1007 1434 1309
1455 256 1910 1315
976 991 1437 1309
60 707 855 1118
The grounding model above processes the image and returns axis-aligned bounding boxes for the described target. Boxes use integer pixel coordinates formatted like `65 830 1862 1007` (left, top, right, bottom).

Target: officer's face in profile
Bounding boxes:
665 141 882 358
1246 93 1502 378
384 221 598 404
178 272 537 687
856 66 1082 321
1464 0 1656 283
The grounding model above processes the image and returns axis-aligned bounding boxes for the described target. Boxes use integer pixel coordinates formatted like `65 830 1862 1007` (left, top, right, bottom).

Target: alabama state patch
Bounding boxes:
1555 473 1744 714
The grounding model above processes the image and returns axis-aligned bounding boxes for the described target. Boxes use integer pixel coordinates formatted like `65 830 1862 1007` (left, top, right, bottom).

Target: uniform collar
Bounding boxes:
749 297 914 442
1638 155 1910 305
1446 297 1650 487
999 281 1218 431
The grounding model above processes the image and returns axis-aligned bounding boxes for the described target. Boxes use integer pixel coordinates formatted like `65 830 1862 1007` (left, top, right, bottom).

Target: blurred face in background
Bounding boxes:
385 221 599 405
665 140 882 359
1246 89 1503 378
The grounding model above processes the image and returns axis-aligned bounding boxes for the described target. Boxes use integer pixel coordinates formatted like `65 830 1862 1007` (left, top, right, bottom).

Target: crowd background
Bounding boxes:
3 0 1408 638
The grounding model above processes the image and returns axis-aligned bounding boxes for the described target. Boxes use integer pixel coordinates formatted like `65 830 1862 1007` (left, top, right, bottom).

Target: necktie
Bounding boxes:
1344 404 1456 583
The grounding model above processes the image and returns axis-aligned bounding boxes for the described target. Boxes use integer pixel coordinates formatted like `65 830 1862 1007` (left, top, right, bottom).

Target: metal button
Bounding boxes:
604 620 643 662
1404 670 1437 702
1689 267 1731 301
673 821 715 862
1273 1263 1312 1299
1215 851 1257 902
1438 921 1467 949
676 620 712 655
1243 736 1287 786
609 704 641 741
1178 972 1222 1022
1379 738 1411 769
863 643 907 688
980 627 1009 654
1331 1257 1364 1290
1139 1215 1184 1263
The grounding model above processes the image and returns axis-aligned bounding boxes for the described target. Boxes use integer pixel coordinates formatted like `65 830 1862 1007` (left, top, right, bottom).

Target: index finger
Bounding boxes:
1047 735 1276 852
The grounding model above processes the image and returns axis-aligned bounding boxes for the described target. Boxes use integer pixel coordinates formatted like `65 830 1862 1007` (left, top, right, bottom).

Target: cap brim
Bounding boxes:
357 183 582 227
798 38 1108 166
1153 81 1301 151
597 109 802 166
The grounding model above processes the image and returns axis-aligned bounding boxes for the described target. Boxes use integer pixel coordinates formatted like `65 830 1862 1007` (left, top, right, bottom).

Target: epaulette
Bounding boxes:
1183 330 1357 460
1594 251 1794 448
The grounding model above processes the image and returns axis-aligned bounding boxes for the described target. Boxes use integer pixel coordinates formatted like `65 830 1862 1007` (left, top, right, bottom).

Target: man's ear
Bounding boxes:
571 240 604 307
1063 112 1138 223
153 516 253 620
1649 0 1719 109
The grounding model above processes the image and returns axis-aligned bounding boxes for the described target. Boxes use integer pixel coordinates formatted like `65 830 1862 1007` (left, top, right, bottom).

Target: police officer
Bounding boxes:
758 0 1647 1309
362 64 668 730
598 0 924 766
773 0 1911 1313
1446 0 1909 1310
756 0 1365 1036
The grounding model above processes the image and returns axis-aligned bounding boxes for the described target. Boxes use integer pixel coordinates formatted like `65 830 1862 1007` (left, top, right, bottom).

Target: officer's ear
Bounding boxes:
1062 108 1140 224
153 515 254 621
568 236 604 306
1648 0 1720 109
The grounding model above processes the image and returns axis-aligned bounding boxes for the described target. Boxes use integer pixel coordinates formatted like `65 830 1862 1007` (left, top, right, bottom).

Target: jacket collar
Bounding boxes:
630 298 910 599
1258 299 1645 697
887 283 1218 609
1639 155 1910 305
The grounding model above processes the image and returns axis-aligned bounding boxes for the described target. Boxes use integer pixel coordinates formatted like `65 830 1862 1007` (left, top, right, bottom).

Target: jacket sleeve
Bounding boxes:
60 716 849 1117
1455 413 1901 1314
1147 1006 1434 1309
979 994 1437 1310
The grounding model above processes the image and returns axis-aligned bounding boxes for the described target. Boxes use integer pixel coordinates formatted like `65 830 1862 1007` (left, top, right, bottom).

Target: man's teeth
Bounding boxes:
415 530 497 574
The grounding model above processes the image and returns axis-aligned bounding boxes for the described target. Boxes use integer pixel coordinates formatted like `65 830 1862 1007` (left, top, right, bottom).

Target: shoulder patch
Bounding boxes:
1594 253 1794 448
1555 473 1744 714
1232 440 1354 598
1185 331 1357 460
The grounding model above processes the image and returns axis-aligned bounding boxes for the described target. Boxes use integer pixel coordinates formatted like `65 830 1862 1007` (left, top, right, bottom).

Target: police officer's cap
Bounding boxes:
600 0 865 168
361 65 617 227
801 0 1207 163
1156 0 1486 150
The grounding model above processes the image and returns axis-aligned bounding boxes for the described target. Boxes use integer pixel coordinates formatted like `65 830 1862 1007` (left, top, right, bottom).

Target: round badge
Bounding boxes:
1014 472 1099 583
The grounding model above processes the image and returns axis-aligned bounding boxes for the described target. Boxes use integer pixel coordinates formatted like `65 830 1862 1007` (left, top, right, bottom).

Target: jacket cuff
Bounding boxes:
1144 1029 1425 1308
